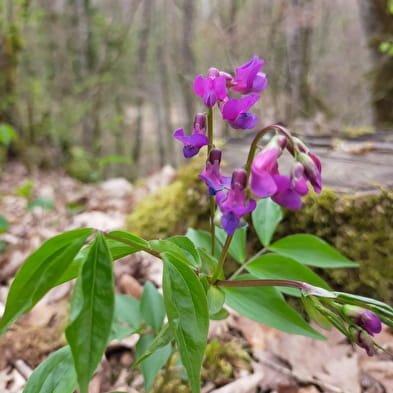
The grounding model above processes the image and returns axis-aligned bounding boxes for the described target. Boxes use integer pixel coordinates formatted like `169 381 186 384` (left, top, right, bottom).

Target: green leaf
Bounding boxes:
0 123 16 146
216 226 247 263
185 228 221 259
111 294 141 340
28 197 55 211
209 308 229 320
0 228 93 335
23 346 77 393
141 281 165 332
132 324 173 369
0 214 9 233
223 275 325 340
65 233 115 393
15 180 34 200
247 254 330 297
136 334 172 391
269 234 358 268
197 247 218 275
162 253 209 393
207 286 225 316
302 296 332 330
56 230 148 286
150 236 200 268
252 198 282 246
106 230 149 260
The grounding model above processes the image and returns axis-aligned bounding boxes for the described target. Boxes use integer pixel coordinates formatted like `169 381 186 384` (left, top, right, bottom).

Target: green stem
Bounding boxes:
103 232 161 258
216 278 309 290
244 124 294 177
209 197 216 256
211 235 233 283
229 248 267 279
207 107 213 153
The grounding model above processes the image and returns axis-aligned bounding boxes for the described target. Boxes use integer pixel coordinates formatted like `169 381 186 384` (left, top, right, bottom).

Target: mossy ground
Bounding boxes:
126 163 393 304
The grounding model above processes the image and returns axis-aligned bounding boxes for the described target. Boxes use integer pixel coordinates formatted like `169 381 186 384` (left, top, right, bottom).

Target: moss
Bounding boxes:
126 157 209 239
342 126 374 138
276 188 393 304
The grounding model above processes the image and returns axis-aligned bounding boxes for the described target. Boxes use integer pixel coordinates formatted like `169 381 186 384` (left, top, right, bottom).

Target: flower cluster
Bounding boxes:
173 56 322 235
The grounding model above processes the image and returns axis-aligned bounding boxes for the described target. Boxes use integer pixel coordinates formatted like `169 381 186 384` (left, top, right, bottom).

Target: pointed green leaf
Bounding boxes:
223 275 325 339
132 324 173 369
111 294 141 341
162 253 209 393
136 334 172 391
207 286 225 316
216 226 247 263
0 214 9 233
141 281 165 332
185 228 221 259
197 247 218 275
252 198 283 246
23 346 77 393
0 228 93 335
65 233 115 393
247 254 330 297
269 234 358 268
302 296 332 330
106 230 149 259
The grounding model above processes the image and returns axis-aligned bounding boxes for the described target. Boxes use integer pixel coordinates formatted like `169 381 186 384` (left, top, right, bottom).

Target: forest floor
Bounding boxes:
0 135 393 393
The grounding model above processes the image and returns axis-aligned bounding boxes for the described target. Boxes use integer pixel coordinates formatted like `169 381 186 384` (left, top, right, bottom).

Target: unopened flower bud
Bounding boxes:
208 148 222 164
207 67 220 78
193 113 206 131
343 305 382 336
298 152 322 193
231 168 248 190
351 328 377 356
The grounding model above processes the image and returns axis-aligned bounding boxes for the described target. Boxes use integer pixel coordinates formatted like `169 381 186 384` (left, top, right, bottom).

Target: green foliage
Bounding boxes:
0 228 93 334
216 226 247 263
278 188 393 304
22 346 77 393
140 281 166 332
252 198 283 247
66 233 115 393
162 253 209 393
269 234 358 268
224 275 325 340
28 197 55 211
0 123 16 147
0 214 9 233
16 180 34 200
111 294 141 340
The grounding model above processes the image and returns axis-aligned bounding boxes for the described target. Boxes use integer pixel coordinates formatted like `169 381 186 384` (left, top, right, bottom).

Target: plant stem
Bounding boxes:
211 234 233 283
229 248 267 279
207 107 213 153
103 232 161 258
216 278 308 290
207 106 216 255
244 124 294 177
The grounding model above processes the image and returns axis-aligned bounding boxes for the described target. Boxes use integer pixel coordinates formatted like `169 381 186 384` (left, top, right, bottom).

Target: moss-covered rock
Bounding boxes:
125 158 209 239
277 188 393 304
125 161 393 304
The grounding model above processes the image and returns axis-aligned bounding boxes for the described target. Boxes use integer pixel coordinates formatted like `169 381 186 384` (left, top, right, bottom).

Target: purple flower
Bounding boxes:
355 330 377 356
199 148 231 195
216 169 256 235
221 94 260 129
173 113 209 158
250 136 286 198
344 305 382 336
231 56 268 94
270 174 303 210
194 68 228 108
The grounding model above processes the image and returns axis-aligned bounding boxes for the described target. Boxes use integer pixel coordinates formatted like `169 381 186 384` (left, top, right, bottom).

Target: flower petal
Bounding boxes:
250 169 277 198
221 211 240 235
229 113 258 129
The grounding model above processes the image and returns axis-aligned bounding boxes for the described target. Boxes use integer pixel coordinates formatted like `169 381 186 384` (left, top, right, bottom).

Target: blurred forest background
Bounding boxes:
0 0 392 181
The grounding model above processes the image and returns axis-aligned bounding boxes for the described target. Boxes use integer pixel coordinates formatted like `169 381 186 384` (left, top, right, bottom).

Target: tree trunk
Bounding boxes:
358 0 393 129
285 0 315 121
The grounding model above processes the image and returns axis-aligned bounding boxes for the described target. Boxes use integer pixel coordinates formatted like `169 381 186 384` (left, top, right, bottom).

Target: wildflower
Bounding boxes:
343 305 382 336
173 113 209 158
231 56 268 94
199 148 231 195
194 68 228 108
221 94 260 129
250 135 287 198
216 168 256 235
354 329 378 356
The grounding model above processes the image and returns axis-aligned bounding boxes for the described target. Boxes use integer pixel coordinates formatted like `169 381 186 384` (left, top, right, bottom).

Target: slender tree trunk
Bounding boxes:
285 0 315 121
358 0 393 129
131 0 152 175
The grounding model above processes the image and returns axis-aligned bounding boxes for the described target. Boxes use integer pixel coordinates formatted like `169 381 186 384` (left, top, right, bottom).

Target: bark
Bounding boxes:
285 0 315 121
358 0 393 129
131 0 153 173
